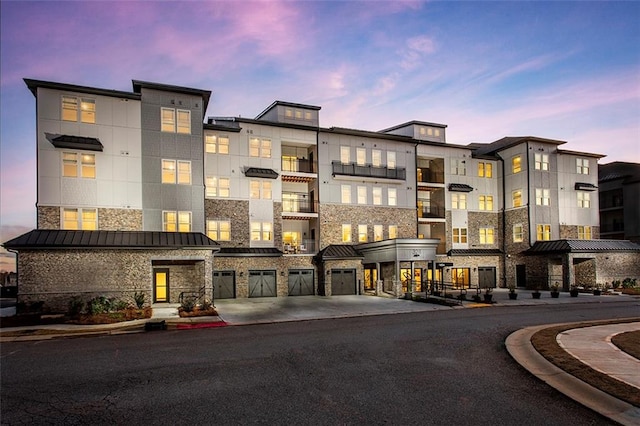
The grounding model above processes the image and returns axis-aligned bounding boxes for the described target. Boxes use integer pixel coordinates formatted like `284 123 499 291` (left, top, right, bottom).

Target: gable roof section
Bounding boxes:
470 136 566 157
315 245 363 261
527 239 640 254
3 230 219 250
24 79 140 100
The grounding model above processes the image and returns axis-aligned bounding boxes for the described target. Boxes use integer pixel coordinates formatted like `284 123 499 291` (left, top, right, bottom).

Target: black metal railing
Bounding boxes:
417 168 445 184
179 286 207 306
282 158 314 173
417 205 445 219
282 193 317 213
332 161 406 180
282 239 316 254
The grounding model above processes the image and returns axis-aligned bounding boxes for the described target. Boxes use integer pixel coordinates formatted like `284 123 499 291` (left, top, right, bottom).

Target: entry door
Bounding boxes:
154 269 169 303
214 271 236 299
249 270 277 298
288 270 314 296
478 267 496 289
364 267 377 291
331 269 356 295
516 264 526 288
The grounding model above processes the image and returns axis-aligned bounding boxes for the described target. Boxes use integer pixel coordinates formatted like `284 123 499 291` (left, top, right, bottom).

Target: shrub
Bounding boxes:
68 296 84 317
200 299 213 311
133 291 146 309
112 299 128 311
622 278 637 289
87 296 110 315
181 298 196 312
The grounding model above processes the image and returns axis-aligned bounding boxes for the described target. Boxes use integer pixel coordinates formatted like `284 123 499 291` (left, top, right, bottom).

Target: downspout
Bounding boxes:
7 248 19 302
496 153 507 289
526 142 532 243
413 142 419 238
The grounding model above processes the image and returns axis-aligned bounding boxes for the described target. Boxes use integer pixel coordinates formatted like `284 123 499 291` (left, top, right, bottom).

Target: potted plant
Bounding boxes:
550 282 560 298
532 287 541 299
570 284 580 297
593 284 602 296
483 286 493 303
508 284 518 300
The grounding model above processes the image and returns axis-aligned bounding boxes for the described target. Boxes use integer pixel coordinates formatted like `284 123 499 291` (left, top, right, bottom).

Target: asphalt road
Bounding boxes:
2 301 638 425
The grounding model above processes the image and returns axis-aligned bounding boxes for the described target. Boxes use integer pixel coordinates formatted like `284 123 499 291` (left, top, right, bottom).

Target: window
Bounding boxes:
62 96 95 123
451 159 466 175
388 225 398 239
356 148 366 166
340 146 350 164
388 188 397 206
357 186 367 204
161 108 175 132
250 180 272 199
452 193 467 210
372 187 382 205
479 195 493 211
536 224 551 241
163 211 192 232
62 96 78 121
358 225 368 242
250 222 273 241
478 162 493 178
479 227 494 244
62 153 95 178
578 226 592 240
205 135 229 154
512 190 523 208
374 225 383 242
387 152 396 169
451 268 470 289
453 228 467 244
577 192 591 208
577 158 590 175
206 177 229 198
176 110 191 134
341 224 352 243
207 220 231 241
513 224 524 243
177 161 191 184
372 150 382 167
62 208 97 230
341 185 351 204
512 156 522 174
249 138 271 158
535 188 550 206
162 160 176 183
535 153 549 171
161 160 190 184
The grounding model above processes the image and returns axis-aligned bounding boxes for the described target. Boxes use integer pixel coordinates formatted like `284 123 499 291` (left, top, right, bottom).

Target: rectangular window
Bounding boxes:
341 224 352 243
80 98 96 123
63 152 78 177
62 208 97 230
340 146 350 164
357 186 367 205
358 225 368 242
162 160 176 184
176 110 191 134
535 188 550 206
163 211 191 232
536 224 551 241
388 225 398 239
250 222 272 241
452 193 467 210
451 268 470 289
479 195 493 211
178 212 192 232
513 224 524 243
80 154 96 178
206 177 229 198
512 156 522 174
578 225 592 240
250 180 272 199
249 138 260 157
62 96 78 121
341 185 351 204
251 222 261 240
451 159 466 176
205 135 230 154
161 108 176 132
372 150 382 167
478 162 493 178
61 96 96 123
62 153 95 178
577 192 591 208
479 227 494 244
512 190 523 208
250 181 260 199
535 153 549 171
356 148 366 166
207 220 231 241
387 151 396 169
261 139 271 158
388 188 397 206
577 158 590 175
249 138 271 158
177 161 191 185
374 225 383 242
453 228 467 244
372 187 382 205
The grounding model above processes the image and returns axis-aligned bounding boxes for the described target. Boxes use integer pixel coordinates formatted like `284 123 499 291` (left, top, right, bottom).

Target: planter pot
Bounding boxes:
550 291 560 298
483 294 493 303
508 292 518 300
570 290 579 297
593 289 602 296
532 292 541 299
472 295 482 303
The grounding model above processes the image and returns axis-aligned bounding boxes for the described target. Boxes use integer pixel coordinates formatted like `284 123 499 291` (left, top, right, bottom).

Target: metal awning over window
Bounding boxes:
46 134 104 152
448 183 474 192
575 182 598 191
245 167 279 179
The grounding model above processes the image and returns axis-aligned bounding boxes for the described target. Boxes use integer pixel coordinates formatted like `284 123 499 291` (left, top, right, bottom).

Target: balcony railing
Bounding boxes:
283 239 316 254
282 193 317 213
282 157 314 173
418 205 445 219
417 168 445 184
332 161 406 180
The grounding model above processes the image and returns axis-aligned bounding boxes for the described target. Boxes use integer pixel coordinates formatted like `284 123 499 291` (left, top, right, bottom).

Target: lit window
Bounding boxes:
373 187 382 205
358 225 368 242
250 180 271 199
249 222 271 241
176 110 191 134
478 162 493 178
62 96 78 121
388 225 398 239
578 225 592 240
295 110 302 119
341 185 351 204
479 195 493 211
342 224 352 243
177 161 191 185
262 181 272 199
81 154 95 178
80 98 96 123
63 208 79 230
161 108 175 132
372 150 382 167
387 152 396 169
61 96 96 123
249 138 271 158
451 159 466 176
178 212 191 232
62 208 97 230
285 109 293 118
62 153 95 179
535 153 549 171
162 160 176 184
218 136 229 154
261 139 271 158
453 228 467 244
512 156 522 174
304 111 312 120
388 188 397 206
251 222 261 240
205 135 229 154
451 268 470 289
357 186 367 204
63 152 78 177
206 177 229 198
163 211 191 232
512 190 523 208
249 138 260 157
577 158 589 175
577 192 590 208
452 193 467 210
340 146 350 164
535 188 550 206
513 224 524 243
207 220 231 241
479 227 494 244
374 225 383 242
357 148 366 166
536 224 551 241
250 181 260 199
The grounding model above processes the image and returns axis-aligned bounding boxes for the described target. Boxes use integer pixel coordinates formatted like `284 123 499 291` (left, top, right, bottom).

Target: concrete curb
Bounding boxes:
506 324 640 426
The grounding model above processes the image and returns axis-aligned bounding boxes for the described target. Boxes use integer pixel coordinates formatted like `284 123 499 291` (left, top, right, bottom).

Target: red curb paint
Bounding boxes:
176 322 227 330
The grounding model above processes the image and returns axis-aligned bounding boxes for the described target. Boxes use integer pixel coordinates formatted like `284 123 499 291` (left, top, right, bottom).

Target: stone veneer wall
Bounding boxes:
37 206 60 229
16 248 213 313
560 225 601 240
205 199 250 247
320 259 364 296
467 211 500 249
594 252 640 285
319 204 416 247
434 255 502 288
37 206 142 231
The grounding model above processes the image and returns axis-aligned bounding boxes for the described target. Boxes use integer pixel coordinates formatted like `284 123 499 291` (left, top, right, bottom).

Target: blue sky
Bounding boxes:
1 1 639 270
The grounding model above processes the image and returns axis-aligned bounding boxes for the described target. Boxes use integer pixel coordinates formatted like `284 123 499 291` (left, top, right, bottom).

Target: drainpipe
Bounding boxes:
7 248 19 302
496 153 507 289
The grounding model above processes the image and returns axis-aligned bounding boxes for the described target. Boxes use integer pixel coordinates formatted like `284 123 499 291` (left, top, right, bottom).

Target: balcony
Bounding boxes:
417 168 445 184
282 157 314 174
418 205 445 219
283 239 317 254
282 192 317 214
332 161 406 180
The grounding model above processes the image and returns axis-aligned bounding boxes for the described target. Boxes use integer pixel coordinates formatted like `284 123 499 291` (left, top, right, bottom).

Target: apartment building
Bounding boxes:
599 162 640 243
5 78 639 312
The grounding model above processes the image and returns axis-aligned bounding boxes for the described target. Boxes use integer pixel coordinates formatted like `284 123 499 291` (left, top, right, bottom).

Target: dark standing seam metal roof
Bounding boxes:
527 239 640 254
2 230 219 250
448 183 474 192
46 134 104 152
217 247 283 257
575 182 598 191
315 245 363 261
244 167 279 179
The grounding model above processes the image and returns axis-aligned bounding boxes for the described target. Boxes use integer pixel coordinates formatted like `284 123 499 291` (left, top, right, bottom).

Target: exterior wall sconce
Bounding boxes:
239 272 244 277
280 271 285 276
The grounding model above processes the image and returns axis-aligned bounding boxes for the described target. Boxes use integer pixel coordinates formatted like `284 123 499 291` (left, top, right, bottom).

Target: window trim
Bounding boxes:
61 207 98 230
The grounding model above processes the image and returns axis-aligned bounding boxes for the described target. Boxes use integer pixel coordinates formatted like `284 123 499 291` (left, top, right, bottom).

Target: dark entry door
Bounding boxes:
516 264 527 288
288 270 314 296
249 270 277 297
331 269 357 295
478 267 496 289
214 271 235 299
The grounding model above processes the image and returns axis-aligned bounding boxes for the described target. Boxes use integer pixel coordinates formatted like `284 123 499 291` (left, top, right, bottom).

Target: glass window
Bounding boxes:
251 222 261 240
373 225 383 242
176 110 191 134
577 158 589 175
341 185 351 204
63 152 78 177
512 156 522 174
452 193 467 210
342 224 352 243
479 227 494 244
285 108 293 118
451 159 466 175
388 225 398 239
372 150 382 167
358 225 368 242
80 98 96 123
206 135 216 153
219 178 230 197
249 138 260 157
63 153 95 178
453 228 467 243
357 186 367 204
80 154 95 178
62 96 78 121
512 190 523 208
387 151 396 169
62 208 79 230
218 136 229 154
178 212 191 232
262 181 272 200
478 162 493 178
535 153 549 171
513 224 524 243
249 138 271 158
177 161 191 185
372 187 382 205
261 222 272 241
162 160 176 184
250 181 261 199
388 188 397 206
451 268 470 289
163 211 177 231
536 224 551 241
261 139 271 158
340 146 350 164
479 195 493 211
577 192 590 208
205 135 228 154
207 220 231 241
161 108 175 132
535 188 550 206
304 111 312 120
356 148 366 166
578 225 592 240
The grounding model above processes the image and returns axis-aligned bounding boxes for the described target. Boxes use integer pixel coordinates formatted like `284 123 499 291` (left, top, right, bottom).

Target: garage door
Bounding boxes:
331 269 357 295
249 270 277 298
478 267 496 289
214 270 235 299
288 270 314 296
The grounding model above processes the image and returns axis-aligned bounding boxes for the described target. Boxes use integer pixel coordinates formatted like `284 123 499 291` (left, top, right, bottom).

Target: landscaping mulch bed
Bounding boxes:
178 308 218 318
0 307 152 328
611 330 640 360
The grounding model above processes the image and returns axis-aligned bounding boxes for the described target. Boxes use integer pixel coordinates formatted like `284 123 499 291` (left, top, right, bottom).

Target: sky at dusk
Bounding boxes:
1 1 639 271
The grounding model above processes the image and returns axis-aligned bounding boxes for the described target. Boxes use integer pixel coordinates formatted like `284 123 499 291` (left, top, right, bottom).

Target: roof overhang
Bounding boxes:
575 182 598 191
245 167 279 179
448 183 474 192
46 133 104 152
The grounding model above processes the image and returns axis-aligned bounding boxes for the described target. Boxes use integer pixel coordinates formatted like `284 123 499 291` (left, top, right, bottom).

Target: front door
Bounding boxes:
154 269 169 303
516 264 527 288
364 266 377 291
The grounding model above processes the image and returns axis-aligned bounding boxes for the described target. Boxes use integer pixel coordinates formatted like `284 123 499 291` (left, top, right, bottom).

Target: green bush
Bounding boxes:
133 291 145 309
181 298 195 312
622 278 637 289
87 296 110 315
200 299 213 311
68 296 84 317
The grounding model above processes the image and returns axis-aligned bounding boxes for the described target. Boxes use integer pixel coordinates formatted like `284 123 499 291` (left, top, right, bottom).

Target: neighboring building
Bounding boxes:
4 78 639 312
599 162 640 243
